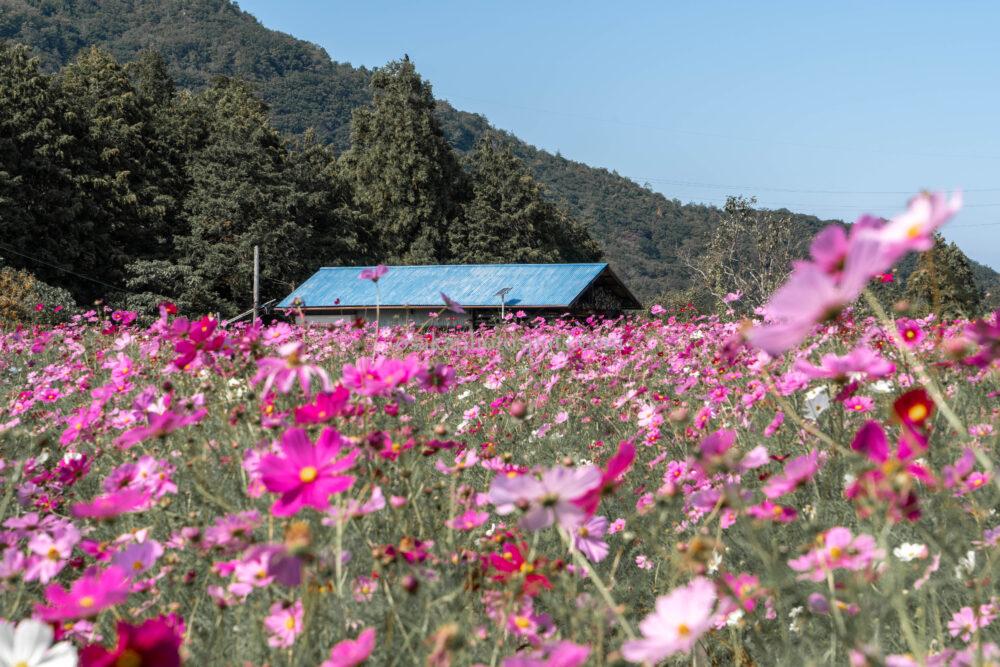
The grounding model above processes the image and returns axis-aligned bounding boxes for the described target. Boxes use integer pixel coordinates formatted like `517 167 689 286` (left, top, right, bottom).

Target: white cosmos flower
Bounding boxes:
893 543 928 562
0 619 77 667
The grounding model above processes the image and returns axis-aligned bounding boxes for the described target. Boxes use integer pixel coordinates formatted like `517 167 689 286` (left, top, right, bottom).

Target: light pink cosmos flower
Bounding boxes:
25 525 81 583
488 465 601 532
72 488 153 519
321 627 376 667
35 566 131 621
788 527 884 582
260 428 359 516
264 599 304 648
111 540 163 578
253 341 333 396
794 346 895 381
875 191 961 261
621 577 717 663
574 515 610 562
947 604 996 642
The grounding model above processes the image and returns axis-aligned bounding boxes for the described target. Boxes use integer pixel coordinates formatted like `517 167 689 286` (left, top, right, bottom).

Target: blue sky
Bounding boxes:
238 1 1000 269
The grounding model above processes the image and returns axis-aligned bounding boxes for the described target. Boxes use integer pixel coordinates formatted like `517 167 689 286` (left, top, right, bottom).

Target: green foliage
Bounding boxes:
0 262 75 325
905 234 985 319
341 57 466 264
452 132 601 263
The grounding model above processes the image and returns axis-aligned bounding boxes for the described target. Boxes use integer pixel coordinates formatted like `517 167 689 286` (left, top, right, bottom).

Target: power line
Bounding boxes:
445 93 1000 162
624 176 1000 196
0 242 138 295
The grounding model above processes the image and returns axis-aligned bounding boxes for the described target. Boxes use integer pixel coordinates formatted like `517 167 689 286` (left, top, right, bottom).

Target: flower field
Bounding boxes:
2 193 1000 666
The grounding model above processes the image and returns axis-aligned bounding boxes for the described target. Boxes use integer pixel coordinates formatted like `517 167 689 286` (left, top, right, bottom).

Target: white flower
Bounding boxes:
870 380 894 394
0 619 77 667
955 550 976 579
893 543 928 562
803 386 830 419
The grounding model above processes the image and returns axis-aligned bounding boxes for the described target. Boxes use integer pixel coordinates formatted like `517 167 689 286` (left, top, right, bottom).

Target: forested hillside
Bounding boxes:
1 0 997 308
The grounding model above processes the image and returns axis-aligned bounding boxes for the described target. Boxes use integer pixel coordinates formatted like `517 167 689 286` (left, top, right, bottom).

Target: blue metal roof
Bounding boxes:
278 264 612 309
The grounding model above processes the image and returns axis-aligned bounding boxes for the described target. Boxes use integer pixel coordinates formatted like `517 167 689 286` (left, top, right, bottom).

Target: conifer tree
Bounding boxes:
0 43 97 302
341 57 465 264
453 132 600 263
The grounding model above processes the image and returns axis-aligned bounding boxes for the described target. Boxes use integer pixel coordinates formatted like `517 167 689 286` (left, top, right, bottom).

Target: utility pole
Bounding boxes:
252 245 260 323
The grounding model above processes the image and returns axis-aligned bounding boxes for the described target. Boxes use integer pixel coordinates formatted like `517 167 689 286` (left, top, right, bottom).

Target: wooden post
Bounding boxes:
252 245 259 323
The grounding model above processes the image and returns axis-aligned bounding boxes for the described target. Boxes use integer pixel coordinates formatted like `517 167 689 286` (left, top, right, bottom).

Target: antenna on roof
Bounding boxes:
495 286 513 320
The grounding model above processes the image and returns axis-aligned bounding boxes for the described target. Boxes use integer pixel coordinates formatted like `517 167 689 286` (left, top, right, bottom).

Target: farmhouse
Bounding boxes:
278 263 641 325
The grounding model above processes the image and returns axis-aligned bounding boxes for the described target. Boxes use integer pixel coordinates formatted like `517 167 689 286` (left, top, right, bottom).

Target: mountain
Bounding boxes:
2 0 997 304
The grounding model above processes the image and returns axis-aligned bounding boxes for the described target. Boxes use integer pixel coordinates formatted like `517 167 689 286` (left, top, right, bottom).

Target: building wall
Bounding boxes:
304 309 472 327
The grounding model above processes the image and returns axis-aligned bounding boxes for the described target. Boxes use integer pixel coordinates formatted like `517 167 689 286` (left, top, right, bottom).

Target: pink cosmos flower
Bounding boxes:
115 408 207 449
621 577 717 663
253 341 333 396
574 515 610 562
416 363 456 393
843 396 875 413
111 540 163 577
321 628 376 667
574 440 635 516
488 465 601 532
762 450 821 499
25 525 81 583
440 292 465 314
445 509 489 531
264 600 303 648
294 387 351 424
875 191 961 260
259 427 359 516
788 527 884 582
72 488 153 519
36 566 131 621
948 605 996 642
795 346 895 381
896 319 925 347
845 420 934 522
358 265 388 282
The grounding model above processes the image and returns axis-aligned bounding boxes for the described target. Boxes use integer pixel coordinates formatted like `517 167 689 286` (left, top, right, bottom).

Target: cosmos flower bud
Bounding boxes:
509 400 527 419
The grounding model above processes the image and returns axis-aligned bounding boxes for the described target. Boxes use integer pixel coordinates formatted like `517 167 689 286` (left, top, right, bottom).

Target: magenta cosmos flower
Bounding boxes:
321 627 376 667
260 428 359 516
36 566 131 621
115 408 207 449
621 576 718 663
488 465 601 532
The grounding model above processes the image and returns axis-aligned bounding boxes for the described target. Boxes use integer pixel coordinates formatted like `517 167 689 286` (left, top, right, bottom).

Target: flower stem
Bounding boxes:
559 526 637 640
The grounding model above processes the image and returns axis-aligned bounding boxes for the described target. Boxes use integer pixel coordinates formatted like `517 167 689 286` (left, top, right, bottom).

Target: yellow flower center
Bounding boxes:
519 562 534 574
513 616 531 629
116 648 143 667
285 616 296 630
677 623 691 637
906 224 922 239
908 404 928 422
828 546 843 559
133 560 144 571
905 330 916 340
47 547 60 560
299 466 318 483
79 595 95 608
